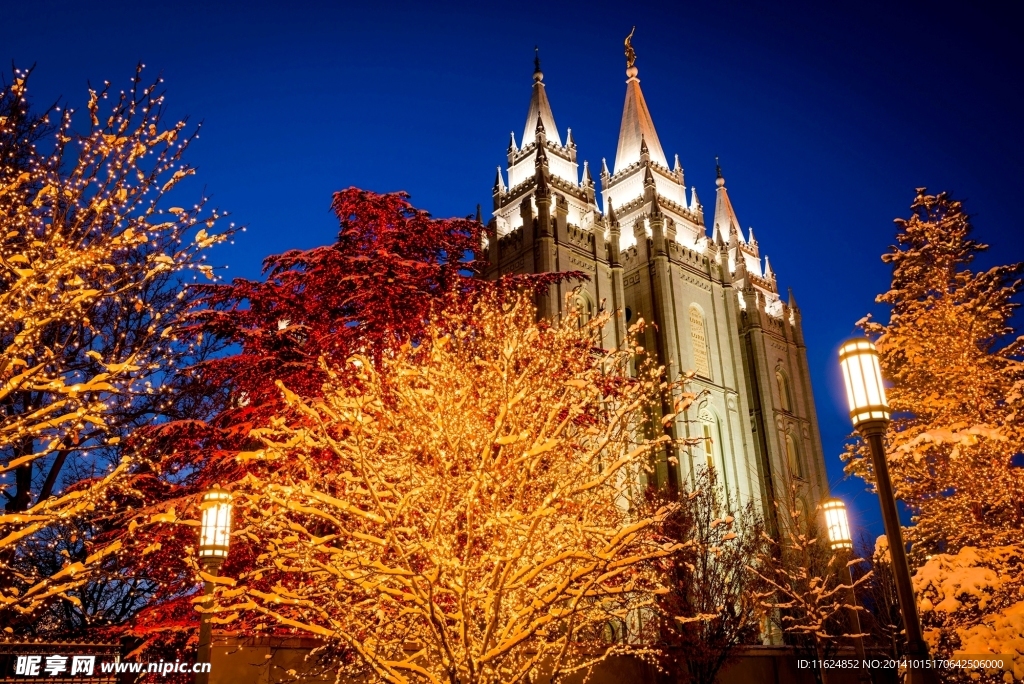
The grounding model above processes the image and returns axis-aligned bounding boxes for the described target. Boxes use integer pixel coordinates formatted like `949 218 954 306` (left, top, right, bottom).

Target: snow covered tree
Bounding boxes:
913 545 1024 683
651 467 769 684
749 483 870 684
114 189 572 658
841 189 1024 678
201 290 682 684
844 189 1024 557
0 65 231 627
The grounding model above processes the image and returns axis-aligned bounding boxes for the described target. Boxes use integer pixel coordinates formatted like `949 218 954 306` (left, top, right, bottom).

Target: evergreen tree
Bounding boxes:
844 189 1024 557
845 190 1024 678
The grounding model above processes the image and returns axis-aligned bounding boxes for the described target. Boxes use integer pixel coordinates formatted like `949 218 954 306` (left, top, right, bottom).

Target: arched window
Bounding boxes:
785 431 803 478
689 305 711 379
570 291 594 330
776 367 792 412
698 407 729 498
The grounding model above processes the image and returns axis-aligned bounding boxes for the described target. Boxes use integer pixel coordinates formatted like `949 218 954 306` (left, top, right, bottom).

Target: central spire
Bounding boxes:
523 47 562 147
613 28 668 174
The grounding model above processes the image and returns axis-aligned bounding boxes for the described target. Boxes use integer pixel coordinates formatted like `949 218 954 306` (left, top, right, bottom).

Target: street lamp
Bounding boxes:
822 498 853 552
821 497 868 679
839 339 938 684
196 486 232 684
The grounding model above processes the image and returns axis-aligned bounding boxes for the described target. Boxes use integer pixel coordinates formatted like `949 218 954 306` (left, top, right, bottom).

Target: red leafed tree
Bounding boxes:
114 189 564 657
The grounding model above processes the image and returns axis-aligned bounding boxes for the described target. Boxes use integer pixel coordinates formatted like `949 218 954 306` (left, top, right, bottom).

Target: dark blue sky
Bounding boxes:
9 0 1022 545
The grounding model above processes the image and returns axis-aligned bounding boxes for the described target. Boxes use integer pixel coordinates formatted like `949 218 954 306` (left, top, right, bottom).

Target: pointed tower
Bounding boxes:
484 50 609 339
523 48 562 147
714 162 771 282
614 55 667 171
483 43 831 542
601 29 694 248
500 50 581 202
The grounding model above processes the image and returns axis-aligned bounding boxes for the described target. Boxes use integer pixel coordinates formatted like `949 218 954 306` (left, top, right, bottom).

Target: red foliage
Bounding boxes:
115 189 579 652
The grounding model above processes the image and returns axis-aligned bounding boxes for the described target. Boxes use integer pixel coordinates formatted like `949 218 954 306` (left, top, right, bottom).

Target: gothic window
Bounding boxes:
698 406 729 498
689 305 711 379
776 368 792 412
785 431 803 479
702 423 714 470
571 291 594 330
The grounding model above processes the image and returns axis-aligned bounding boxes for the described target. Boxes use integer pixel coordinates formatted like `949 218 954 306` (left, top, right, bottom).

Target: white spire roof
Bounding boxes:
523 55 561 147
713 167 743 242
613 46 668 173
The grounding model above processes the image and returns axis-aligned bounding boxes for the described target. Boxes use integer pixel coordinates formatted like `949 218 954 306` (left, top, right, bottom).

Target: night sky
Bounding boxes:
8 0 1022 547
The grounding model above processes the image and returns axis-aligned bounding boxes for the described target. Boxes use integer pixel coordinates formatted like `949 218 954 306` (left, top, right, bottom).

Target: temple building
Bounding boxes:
482 36 829 527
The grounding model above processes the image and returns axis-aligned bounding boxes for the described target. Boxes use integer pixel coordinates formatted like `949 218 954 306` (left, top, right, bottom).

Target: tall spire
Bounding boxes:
523 47 562 147
613 29 668 174
713 161 743 243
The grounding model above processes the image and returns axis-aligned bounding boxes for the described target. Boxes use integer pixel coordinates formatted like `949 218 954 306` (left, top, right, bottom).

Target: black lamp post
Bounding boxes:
196 486 232 684
839 339 938 684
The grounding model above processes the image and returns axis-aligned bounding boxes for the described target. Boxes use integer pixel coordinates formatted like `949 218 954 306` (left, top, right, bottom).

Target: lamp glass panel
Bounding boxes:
839 339 890 426
822 500 852 550
199 490 232 559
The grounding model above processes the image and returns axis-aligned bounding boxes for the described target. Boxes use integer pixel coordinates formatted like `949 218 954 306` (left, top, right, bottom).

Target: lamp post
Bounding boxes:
839 339 938 684
821 497 869 680
196 486 232 684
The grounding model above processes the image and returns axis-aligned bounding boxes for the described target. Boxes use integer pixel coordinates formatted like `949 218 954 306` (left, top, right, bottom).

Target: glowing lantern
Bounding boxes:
821 497 853 551
199 486 232 561
838 338 890 428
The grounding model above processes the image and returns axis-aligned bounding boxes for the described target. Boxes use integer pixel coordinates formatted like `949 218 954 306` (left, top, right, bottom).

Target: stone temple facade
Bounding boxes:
482 46 829 527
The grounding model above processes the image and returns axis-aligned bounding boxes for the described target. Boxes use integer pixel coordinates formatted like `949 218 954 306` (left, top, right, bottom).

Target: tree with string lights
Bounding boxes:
747 483 870 684
195 289 684 684
0 65 232 630
650 467 770 684
112 189 575 658
844 189 1024 680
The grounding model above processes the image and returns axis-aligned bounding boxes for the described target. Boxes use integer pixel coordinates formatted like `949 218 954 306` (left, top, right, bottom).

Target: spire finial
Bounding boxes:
533 46 543 82
625 27 638 77
715 156 725 187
